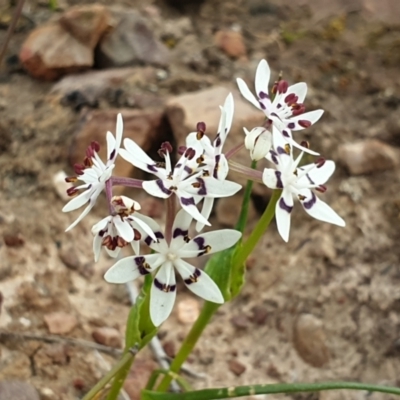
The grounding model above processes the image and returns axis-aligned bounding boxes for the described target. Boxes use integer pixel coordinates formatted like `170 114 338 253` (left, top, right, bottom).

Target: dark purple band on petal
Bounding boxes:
213 155 221 179
275 171 283 189
156 179 172 195
277 146 287 155
154 278 176 292
287 122 295 129
306 173 315 185
144 236 153 246
302 192 317 210
181 197 195 206
259 91 269 99
277 103 282 109
215 136 222 148
279 197 293 213
147 164 158 172
259 101 266 110
173 228 189 239
195 178 207 195
109 149 116 161
193 236 205 249
269 150 278 165
184 268 201 285
282 129 290 138
184 166 193 174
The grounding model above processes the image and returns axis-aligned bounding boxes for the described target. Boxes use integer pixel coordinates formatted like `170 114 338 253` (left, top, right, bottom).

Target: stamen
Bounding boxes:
133 229 141 241
158 142 173 157
91 141 100 152
66 187 78 197
298 120 311 128
284 144 291 154
300 140 310 149
185 148 196 160
73 164 85 175
178 146 187 155
315 158 325 168
316 185 327 193
65 176 78 183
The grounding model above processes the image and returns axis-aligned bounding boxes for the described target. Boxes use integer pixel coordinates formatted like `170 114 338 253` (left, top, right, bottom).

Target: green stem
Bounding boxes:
235 160 257 234
82 352 134 400
105 355 135 400
234 189 281 268
143 382 400 400
156 302 219 392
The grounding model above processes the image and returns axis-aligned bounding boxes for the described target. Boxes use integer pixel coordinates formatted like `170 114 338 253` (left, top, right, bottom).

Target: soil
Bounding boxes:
1 0 400 399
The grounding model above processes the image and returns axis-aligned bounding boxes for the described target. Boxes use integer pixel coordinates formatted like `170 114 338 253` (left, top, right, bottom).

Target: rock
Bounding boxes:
293 313 330 368
69 108 165 181
338 139 398 175
0 352 32 380
59 5 111 48
228 359 246 376
43 312 78 334
162 340 175 358
0 381 40 400
214 30 246 59
250 305 268 325
166 86 265 193
92 327 122 348
38 387 57 400
230 315 249 329
20 23 94 81
96 10 169 68
177 298 200 324
52 171 72 201
124 358 158 400
3 233 24 247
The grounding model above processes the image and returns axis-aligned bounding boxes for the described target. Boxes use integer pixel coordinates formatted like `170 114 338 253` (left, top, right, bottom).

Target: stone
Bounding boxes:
19 23 94 81
124 358 158 400
59 5 111 48
69 108 165 181
177 298 200 324
162 340 175 358
0 381 40 400
338 139 398 175
230 315 249 329
92 327 122 348
250 305 268 325
214 30 246 59
293 313 330 368
96 10 169 68
228 359 246 376
3 233 24 247
166 86 266 194
43 312 78 334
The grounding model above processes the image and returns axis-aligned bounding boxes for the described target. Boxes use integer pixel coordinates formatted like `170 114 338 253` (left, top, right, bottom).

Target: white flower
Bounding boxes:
104 209 242 326
92 196 157 262
262 127 345 242
244 126 272 161
62 114 123 231
237 59 323 155
119 140 241 227
185 93 238 230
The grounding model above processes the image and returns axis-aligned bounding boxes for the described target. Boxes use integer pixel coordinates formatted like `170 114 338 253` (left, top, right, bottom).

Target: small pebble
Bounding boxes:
228 359 246 376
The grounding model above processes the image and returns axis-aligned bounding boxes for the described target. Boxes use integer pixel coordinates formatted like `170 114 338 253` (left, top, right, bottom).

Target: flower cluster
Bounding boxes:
62 59 345 326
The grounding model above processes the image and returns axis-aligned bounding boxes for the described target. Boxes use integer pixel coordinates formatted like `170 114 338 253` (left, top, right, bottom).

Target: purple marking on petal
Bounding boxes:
147 164 158 172
215 136 222 148
213 155 221 179
275 171 283 189
302 192 317 209
135 257 145 266
109 149 116 160
154 278 176 292
259 91 269 99
176 163 182 168
269 150 278 164
184 268 201 285
277 103 282 109
144 236 153 246
193 236 205 249
156 179 172 195
184 166 193 174
196 178 207 195
277 146 287 155
155 231 164 240
259 101 266 110
138 264 151 275
287 122 295 129
282 130 290 138
279 197 293 213
173 228 189 239
181 197 195 206
306 173 315 185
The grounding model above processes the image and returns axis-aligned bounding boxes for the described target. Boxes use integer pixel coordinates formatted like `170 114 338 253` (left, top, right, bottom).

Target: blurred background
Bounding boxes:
0 0 400 398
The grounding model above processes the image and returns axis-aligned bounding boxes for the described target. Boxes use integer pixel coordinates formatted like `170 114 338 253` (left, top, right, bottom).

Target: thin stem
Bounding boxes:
105 179 114 215
144 381 400 400
82 351 134 400
111 176 143 189
164 196 176 245
235 160 257 234
225 142 244 160
105 356 135 400
234 189 281 268
228 160 263 182
156 302 219 392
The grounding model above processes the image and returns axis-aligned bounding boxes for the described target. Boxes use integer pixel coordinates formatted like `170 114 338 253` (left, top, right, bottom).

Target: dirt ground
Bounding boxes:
1 0 400 399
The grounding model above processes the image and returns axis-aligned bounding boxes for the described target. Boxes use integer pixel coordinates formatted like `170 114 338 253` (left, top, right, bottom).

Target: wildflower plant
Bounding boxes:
62 60 400 400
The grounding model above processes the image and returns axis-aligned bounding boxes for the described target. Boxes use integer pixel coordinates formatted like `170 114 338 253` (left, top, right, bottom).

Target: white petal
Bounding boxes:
298 160 335 186
91 216 111 235
150 262 177 326
130 239 140 255
195 197 214 232
62 188 93 212
142 180 171 199
222 92 234 136
130 215 157 241
120 139 160 175
178 194 211 227
186 177 241 198
262 169 281 189
114 216 134 242
287 109 324 131
104 254 163 283
214 154 229 181
275 189 294 242
115 113 123 155
255 59 271 99
64 199 96 232
105 246 121 259
237 78 262 110
288 137 320 156
131 212 164 240
174 259 224 303
180 229 242 258
93 233 103 262
106 131 116 163
299 190 345 227
286 82 307 103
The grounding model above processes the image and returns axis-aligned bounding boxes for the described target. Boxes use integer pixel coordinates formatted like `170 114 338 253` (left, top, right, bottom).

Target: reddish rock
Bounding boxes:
43 312 77 334
177 298 200 324
92 327 122 348
59 5 111 48
228 359 246 376
214 30 246 59
338 139 398 175
96 10 169 68
0 381 39 400
162 340 175 358
3 233 24 247
69 108 165 182
230 315 249 329
293 313 330 368
124 358 158 400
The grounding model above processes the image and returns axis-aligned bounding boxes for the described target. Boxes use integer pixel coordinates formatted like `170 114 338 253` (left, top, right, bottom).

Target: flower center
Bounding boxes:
166 252 177 261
